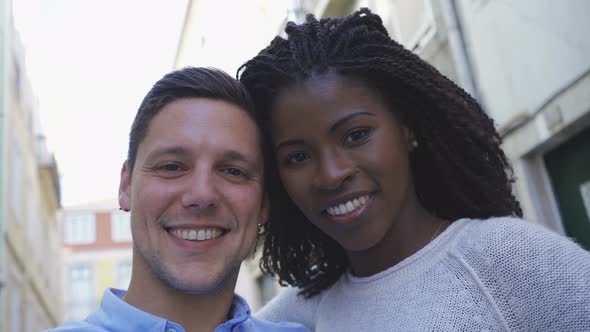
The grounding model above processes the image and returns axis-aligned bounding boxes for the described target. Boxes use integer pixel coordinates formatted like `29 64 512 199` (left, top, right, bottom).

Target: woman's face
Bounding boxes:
271 75 417 253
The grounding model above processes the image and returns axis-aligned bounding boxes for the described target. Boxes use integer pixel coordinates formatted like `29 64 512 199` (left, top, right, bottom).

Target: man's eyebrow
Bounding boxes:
329 111 376 134
221 150 261 169
145 146 191 160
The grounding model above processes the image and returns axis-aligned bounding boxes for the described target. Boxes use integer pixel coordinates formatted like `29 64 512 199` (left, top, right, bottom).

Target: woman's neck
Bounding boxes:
347 197 446 277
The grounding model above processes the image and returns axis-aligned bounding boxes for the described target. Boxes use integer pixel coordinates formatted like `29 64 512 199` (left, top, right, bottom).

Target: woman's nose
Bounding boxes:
312 152 357 191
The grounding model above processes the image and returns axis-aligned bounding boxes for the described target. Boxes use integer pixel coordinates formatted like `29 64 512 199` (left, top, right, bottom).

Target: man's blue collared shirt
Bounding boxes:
48 288 308 332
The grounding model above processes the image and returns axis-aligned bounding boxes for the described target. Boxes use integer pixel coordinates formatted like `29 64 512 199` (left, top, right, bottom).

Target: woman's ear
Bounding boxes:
404 127 418 152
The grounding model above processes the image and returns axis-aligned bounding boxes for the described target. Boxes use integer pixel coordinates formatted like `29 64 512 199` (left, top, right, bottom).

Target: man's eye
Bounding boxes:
222 167 245 177
344 128 371 145
286 152 308 165
158 163 183 172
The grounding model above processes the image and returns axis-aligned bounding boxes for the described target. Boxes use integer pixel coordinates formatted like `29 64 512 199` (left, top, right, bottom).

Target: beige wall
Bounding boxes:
1 13 63 330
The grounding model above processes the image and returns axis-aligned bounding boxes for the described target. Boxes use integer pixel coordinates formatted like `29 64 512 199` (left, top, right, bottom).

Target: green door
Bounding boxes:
544 126 590 250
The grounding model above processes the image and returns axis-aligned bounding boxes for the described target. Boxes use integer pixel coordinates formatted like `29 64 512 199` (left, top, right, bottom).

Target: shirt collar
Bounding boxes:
215 294 251 330
87 288 253 332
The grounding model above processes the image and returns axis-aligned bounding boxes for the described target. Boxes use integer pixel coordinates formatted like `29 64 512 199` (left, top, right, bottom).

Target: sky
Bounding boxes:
13 0 188 207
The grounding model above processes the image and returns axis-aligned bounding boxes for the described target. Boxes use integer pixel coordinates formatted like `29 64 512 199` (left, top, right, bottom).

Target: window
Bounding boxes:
11 144 22 221
64 214 96 244
9 268 23 332
27 192 44 262
581 181 590 220
10 281 22 332
115 261 132 289
13 55 22 100
111 212 132 242
66 265 95 321
24 293 45 332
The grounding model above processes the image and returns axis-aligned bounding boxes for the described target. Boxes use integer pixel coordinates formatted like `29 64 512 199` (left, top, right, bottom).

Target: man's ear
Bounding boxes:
118 160 132 212
259 194 270 225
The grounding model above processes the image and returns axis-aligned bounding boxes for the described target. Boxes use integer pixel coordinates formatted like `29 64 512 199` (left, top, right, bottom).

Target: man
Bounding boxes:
49 67 308 332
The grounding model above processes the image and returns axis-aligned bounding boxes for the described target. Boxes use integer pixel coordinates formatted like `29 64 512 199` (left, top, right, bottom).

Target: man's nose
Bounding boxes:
312 152 357 191
181 168 218 210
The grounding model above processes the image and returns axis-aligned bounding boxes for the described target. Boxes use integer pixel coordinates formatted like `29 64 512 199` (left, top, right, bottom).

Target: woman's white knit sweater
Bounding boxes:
256 217 590 331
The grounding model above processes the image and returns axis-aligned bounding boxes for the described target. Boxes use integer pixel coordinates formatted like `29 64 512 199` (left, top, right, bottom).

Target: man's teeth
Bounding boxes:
170 228 223 241
326 194 370 216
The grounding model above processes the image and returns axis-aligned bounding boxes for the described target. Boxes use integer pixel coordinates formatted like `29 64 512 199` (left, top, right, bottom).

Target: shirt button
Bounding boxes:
167 329 176 332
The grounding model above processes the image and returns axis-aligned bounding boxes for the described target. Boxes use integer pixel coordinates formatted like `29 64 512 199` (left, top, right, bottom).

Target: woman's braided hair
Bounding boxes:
238 8 522 297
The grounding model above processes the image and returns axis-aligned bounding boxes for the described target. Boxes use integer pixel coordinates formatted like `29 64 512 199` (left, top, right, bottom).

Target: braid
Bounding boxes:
238 7 522 297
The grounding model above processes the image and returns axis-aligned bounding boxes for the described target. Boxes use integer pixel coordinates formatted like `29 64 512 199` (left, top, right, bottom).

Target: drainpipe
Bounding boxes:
287 0 305 23
278 0 306 36
0 0 8 330
441 0 480 102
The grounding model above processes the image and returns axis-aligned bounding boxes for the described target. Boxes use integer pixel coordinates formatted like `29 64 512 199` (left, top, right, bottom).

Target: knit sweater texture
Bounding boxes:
256 217 590 331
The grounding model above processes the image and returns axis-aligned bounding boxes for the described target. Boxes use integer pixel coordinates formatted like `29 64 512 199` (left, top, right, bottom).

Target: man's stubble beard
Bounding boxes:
133 241 242 295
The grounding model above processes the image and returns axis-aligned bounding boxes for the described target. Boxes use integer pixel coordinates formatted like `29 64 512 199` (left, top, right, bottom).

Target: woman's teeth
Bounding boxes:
326 194 370 216
169 228 223 241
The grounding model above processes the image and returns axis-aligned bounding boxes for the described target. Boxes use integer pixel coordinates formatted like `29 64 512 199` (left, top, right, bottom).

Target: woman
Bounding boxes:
238 8 590 331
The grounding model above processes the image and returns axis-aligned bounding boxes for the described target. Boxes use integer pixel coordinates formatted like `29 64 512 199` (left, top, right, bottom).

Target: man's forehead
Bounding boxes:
139 99 262 159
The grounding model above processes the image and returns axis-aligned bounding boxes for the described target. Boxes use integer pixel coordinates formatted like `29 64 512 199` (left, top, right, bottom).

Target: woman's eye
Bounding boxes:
344 128 371 145
286 152 308 165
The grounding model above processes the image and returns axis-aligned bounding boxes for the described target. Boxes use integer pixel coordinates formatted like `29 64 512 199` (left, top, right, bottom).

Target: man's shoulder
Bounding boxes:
45 320 106 332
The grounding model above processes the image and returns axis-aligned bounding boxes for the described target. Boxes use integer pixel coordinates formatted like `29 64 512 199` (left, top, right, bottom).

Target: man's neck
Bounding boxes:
124 270 237 332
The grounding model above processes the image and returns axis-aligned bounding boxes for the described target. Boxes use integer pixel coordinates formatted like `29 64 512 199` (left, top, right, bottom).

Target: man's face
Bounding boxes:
119 98 267 294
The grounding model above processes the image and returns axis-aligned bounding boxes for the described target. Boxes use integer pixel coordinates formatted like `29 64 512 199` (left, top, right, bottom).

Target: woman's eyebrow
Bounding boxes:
329 111 376 134
275 139 305 153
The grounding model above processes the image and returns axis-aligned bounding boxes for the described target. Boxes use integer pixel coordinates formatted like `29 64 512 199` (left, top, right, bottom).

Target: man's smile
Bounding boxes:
165 226 226 241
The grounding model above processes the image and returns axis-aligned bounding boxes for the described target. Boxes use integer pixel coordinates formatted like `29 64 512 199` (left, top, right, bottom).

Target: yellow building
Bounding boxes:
61 200 133 321
1 0 63 330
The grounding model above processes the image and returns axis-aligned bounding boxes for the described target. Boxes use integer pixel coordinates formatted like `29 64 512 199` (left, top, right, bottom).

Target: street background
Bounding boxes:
1 0 589 330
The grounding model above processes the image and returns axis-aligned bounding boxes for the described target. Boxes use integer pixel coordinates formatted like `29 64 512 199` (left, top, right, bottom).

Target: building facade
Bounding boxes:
1 0 63 330
61 200 133 322
174 0 291 75
456 0 590 250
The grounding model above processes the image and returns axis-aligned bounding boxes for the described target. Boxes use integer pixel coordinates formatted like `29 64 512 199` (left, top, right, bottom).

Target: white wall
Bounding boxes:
458 0 590 126
175 0 290 75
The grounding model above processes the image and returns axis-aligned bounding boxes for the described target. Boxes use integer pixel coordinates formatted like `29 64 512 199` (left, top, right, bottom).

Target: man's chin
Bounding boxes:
172 280 226 295
160 270 237 295
139 250 241 295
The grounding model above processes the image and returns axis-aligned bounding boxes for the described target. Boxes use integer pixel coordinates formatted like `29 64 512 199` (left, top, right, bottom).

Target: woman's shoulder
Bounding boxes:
455 216 585 255
255 287 322 330
452 216 590 270
452 216 590 329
